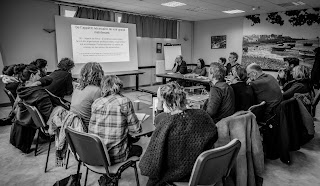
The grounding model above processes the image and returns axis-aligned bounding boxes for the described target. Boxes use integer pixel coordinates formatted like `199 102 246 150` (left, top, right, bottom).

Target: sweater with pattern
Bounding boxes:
139 109 218 186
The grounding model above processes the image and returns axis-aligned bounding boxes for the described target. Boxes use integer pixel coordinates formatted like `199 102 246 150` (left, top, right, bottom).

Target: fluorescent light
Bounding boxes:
292 1 305 6
161 1 186 7
222 9 245 14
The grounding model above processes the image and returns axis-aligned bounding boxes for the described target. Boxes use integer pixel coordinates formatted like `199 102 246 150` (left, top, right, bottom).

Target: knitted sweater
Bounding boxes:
139 109 218 186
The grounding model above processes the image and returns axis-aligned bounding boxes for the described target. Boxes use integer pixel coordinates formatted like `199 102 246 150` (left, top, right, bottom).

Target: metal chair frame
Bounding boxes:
23 102 54 172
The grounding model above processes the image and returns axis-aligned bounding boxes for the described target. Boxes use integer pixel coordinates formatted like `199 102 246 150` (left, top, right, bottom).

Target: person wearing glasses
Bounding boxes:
229 65 255 111
246 63 282 121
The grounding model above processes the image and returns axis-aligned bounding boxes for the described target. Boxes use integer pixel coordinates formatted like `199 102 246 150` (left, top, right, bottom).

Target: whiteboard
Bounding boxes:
164 45 181 70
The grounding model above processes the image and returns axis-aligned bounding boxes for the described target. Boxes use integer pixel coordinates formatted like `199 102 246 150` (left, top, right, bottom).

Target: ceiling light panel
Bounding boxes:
222 9 245 14
161 1 186 7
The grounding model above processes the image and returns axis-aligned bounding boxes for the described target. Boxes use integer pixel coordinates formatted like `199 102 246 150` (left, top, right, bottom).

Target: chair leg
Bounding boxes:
84 167 89 186
76 161 81 184
44 138 52 173
35 129 40 156
65 148 70 169
133 163 140 186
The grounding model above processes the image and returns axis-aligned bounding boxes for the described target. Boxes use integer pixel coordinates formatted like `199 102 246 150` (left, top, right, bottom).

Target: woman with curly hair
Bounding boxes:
140 81 218 186
70 62 104 128
45 58 75 98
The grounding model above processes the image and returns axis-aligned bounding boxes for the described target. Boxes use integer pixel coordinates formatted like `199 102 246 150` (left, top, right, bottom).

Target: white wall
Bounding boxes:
0 0 193 103
120 21 193 87
193 17 244 65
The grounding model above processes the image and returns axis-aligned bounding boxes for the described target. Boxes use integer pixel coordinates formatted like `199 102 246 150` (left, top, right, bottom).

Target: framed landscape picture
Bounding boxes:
211 35 227 49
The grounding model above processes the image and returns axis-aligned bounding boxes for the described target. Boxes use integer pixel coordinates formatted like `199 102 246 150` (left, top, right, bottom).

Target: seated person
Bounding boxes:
10 64 61 152
172 55 188 74
226 52 240 76
70 62 104 128
30 58 48 77
229 65 255 111
247 63 282 121
89 75 142 166
278 57 299 86
45 58 74 98
2 64 27 98
283 65 314 100
218 57 227 66
203 62 235 123
192 58 207 76
140 82 218 186
16 64 55 123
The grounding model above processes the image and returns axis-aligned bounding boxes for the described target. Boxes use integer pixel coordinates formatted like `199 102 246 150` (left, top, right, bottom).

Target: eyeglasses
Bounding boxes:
247 71 254 76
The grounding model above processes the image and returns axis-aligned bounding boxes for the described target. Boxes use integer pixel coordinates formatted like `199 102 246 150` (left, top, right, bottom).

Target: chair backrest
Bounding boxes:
4 88 16 107
22 102 46 129
65 127 112 176
248 101 266 122
45 89 70 110
188 139 241 186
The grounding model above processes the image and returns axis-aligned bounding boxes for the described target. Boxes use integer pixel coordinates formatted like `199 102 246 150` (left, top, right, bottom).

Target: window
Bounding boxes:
60 5 77 17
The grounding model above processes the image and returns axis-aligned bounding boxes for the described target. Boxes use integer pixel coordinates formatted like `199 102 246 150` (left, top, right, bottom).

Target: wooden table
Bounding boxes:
131 102 155 138
156 73 210 85
73 70 145 90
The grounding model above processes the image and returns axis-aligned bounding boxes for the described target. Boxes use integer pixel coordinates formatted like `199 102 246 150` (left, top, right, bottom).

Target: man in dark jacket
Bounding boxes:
203 62 235 123
172 55 188 74
247 63 282 121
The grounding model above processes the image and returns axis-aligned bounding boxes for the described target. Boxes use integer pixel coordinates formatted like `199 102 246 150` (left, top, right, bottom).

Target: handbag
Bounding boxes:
13 102 33 126
53 173 81 186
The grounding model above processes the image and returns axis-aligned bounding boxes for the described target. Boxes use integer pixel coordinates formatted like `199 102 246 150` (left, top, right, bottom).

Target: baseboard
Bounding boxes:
0 103 12 108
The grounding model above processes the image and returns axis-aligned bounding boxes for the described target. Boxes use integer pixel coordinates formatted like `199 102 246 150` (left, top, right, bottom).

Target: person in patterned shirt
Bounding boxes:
88 75 142 165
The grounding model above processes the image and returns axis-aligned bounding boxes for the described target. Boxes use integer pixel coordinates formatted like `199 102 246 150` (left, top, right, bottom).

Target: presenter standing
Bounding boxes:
172 55 188 74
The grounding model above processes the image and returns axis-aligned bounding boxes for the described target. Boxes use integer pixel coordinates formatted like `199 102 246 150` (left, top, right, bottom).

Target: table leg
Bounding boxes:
162 77 166 84
136 74 139 90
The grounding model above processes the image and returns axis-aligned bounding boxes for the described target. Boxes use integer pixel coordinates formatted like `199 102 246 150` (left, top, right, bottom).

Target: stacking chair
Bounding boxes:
45 89 70 110
65 127 140 186
23 102 54 172
4 88 16 107
173 139 241 186
248 101 266 123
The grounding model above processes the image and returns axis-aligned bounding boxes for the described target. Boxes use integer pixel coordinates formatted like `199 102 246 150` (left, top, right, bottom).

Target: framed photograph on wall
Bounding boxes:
211 35 226 49
156 43 162 53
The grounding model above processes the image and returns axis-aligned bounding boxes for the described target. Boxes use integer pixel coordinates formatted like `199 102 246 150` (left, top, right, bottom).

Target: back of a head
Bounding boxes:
247 63 262 73
293 65 310 79
79 62 104 90
101 75 123 97
209 62 226 81
234 65 248 81
32 58 47 69
20 64 38 82
58 58 75 72
160 81 187 110
14 64 27 78
284 57 299 67
2 65 15 76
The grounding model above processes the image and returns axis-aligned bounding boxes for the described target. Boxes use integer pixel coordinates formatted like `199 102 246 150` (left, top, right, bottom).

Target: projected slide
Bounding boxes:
71 25 130 63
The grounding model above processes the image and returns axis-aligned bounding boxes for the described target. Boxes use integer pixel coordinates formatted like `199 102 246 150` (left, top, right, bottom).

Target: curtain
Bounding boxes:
75 7 115 22
121 13 177 39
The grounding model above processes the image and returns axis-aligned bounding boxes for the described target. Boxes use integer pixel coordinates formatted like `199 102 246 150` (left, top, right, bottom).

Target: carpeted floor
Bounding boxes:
1 91 320 186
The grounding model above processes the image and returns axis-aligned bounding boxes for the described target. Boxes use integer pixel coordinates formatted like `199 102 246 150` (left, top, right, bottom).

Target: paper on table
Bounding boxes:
135 113 150 122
